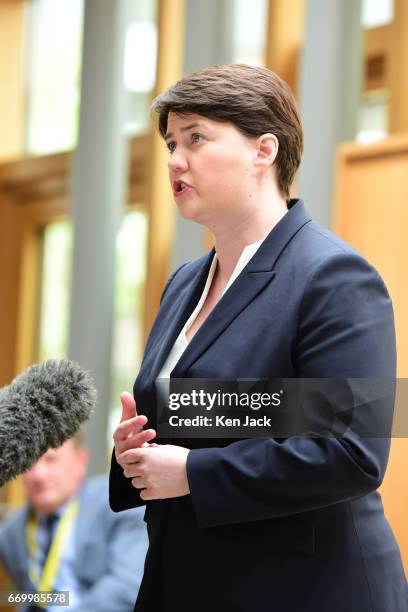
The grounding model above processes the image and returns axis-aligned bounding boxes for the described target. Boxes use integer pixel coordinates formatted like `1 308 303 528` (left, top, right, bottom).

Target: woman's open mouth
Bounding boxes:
173 180 193 198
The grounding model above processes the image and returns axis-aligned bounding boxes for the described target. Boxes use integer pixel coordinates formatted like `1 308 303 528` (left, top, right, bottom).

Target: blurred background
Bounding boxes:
0 0 407 579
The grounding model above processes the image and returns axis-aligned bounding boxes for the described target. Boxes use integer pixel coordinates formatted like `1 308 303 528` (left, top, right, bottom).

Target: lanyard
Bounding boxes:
26 500 79 596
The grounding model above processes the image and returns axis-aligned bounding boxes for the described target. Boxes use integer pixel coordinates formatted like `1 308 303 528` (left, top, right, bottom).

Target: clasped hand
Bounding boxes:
113 392 190 501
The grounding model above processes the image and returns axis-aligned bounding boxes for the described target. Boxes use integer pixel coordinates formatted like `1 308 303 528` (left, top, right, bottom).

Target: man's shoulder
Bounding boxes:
0 506 28 554
0 506 27 532
80 474 108 497
79 475 145 522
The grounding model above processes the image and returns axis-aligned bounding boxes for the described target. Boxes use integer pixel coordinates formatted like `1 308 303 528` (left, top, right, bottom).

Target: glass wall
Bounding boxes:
356 93 389 144
362 0 394 28
25 0 158 153
357 0 394 143
38 221 73 360
231 0 268 66
26 0 84 155
109 209 148 437
124 0 158 135
37 209 148 446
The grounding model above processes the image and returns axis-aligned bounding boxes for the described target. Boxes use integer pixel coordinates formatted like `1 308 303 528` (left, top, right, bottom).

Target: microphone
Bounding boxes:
0 359 96 487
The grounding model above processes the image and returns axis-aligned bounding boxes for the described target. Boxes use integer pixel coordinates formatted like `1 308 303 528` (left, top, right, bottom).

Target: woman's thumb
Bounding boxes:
119 392 137 423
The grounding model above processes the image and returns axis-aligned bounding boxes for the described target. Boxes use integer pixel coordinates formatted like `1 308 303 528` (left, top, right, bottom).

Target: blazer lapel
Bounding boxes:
172 199 311 376
141 249 215 384
171 270 276 377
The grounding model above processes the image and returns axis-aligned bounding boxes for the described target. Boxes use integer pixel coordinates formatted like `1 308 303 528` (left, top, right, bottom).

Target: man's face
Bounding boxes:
22 440 88 515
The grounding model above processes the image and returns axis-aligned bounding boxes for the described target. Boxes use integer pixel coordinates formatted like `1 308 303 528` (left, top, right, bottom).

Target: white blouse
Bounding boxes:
158 238 265 379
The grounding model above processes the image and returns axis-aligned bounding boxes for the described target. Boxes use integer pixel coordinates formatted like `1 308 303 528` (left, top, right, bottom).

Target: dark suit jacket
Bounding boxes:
110 199 407 612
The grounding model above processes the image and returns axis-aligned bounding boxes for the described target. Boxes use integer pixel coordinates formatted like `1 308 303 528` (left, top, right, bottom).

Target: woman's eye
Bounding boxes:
167 142 176 153
191 133 204 144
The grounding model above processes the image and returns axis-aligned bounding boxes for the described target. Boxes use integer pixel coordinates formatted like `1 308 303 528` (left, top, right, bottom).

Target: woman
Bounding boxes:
109 64 407 612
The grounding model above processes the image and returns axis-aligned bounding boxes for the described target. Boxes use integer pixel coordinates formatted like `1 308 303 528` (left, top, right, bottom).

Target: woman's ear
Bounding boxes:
254 133 279 171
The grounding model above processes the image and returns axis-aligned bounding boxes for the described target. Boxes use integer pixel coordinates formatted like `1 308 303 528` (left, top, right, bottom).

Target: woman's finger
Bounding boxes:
120 392 137 422
130 475 146 488
113 414 148 443
122 462 142 477
116 429 156 456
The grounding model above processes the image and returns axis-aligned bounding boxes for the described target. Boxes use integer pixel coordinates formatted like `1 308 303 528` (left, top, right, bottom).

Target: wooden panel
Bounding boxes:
333 134 408 572
334 136 408 372
13 198 68 375
0 134 149 205
143 0 185 344
0 194 22 386
0 194 26 520
365 25 389 60
364 25 390 92
0 561 15 612
265 0 305 95
389 0 408 133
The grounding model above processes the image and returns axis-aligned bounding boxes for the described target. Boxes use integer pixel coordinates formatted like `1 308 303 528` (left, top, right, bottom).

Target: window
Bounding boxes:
356 93 389 144
26 0 84 155
37 221 72 360
26 0 159 150
357 0 394 143
124 0 158 136
231 0 268 66
362 0 394 28
109 209 148 438
36 209 148 443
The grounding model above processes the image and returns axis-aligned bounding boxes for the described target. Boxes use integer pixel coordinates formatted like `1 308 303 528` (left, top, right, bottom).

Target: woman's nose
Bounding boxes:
167 149 188 173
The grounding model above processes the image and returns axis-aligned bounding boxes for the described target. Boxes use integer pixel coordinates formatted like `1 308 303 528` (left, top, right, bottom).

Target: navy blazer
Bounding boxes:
110 199 407 612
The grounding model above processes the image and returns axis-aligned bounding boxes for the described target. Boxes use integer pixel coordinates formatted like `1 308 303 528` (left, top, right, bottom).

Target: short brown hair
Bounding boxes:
151 64 303 199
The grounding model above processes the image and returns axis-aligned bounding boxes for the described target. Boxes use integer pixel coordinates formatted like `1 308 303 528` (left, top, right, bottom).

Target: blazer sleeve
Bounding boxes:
186 252 397 528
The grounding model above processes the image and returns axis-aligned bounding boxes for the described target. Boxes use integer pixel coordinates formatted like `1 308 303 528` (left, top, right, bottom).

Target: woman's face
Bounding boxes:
165 112 260 227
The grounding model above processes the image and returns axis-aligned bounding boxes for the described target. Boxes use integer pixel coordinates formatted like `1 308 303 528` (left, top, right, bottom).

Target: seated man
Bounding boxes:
0 434 148 611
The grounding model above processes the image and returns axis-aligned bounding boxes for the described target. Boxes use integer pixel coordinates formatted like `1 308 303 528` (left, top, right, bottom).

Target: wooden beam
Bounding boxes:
0 0 26 161
0 134 149 205
265 0 305 95
0 192 26 514
363 25 390 92
364 24 389 60
143 0 186 345
0 194 22 386
388 0 408 133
